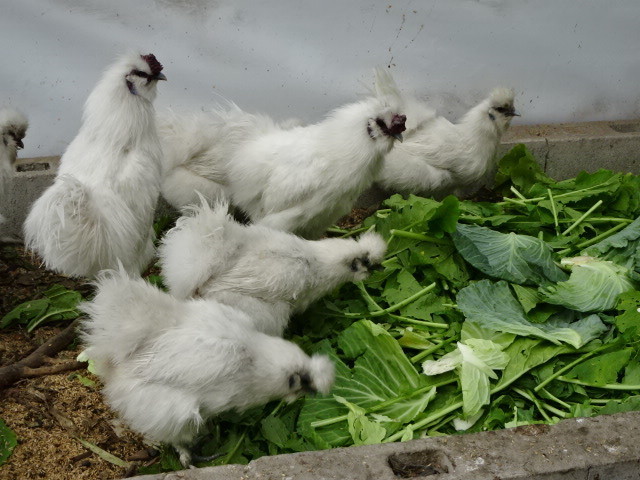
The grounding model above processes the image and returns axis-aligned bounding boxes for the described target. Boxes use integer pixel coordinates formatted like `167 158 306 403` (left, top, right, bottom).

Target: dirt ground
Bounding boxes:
0 209 376 480
0 246 153 480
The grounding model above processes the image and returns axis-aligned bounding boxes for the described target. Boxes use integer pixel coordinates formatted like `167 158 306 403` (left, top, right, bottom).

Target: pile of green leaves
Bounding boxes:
148 144 640 471
134 145 640 471
5 146 640 472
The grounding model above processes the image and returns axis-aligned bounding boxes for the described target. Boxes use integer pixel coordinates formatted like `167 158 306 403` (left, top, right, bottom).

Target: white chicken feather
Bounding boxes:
377 82 518 199
157 69 406 238
23 52 166 277
227 72 406 238
159 199 387 336
80 268 334 466
0 108 28 227
159 105 301 210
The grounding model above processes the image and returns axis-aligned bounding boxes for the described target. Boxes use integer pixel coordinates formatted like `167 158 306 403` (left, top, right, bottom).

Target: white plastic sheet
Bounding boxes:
2 0 639 158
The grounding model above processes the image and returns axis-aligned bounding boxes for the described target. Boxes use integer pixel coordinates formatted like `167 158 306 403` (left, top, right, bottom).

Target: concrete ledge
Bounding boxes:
2 119 640 239
130 411 640 480
499 119 640 179
2 156 56 241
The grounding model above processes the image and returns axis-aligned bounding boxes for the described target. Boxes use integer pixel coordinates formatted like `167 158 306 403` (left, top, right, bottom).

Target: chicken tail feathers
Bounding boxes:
159 198 236 298
24 176 146 277
80 268 179 366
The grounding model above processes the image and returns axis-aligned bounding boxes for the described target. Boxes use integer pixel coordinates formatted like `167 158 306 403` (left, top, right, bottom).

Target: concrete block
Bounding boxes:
129 411 640 480
1 156 57 241
499 119 640 179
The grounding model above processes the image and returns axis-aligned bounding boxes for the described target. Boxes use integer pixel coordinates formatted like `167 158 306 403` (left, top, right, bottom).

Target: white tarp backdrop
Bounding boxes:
2 0 639 158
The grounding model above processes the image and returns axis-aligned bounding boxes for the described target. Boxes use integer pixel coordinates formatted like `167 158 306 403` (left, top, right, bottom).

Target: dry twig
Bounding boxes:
0 318 86 388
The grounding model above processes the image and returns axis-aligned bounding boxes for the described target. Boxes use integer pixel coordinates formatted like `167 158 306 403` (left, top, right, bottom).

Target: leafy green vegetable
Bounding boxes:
457 280 607 348
299 321 438 447
615 290 640 333
567 349 633 385
598 396 640 415
0 419 17 466
334 396 388 445
62 145 640 472
541 257 637 312
1 285 83 331
494 143 553 195
452 223 567 285
423 339 509 417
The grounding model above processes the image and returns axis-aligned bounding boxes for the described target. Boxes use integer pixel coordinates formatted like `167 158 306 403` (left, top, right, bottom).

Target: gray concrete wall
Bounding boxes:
499 119 640 179
130 411 640 480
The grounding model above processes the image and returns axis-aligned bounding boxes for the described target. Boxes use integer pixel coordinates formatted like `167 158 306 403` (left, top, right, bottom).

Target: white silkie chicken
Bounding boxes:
227 71 406 239
159 200 387 336
377 81 518 199
80 268 334 466
23 53 166 277
158 69 406 238
0 108 28 226
159 106 301 210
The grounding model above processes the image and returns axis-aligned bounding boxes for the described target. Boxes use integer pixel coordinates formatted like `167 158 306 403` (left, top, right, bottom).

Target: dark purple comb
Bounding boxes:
141 54 163 76
388 114 407 136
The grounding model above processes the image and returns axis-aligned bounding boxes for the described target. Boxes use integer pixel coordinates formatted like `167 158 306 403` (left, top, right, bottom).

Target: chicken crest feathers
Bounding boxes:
308 354 335 395
0 108 28 136
373 66 403 109
356 230 387 264
489 87 516 107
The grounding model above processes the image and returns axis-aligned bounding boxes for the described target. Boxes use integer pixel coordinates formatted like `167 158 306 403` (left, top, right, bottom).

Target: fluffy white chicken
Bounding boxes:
377 81 518 199
0 108 28 226
158 70 406 238
159 200 387 336
159 106 301 210
227 74 406 239
23 52 166 277
80 268 334 466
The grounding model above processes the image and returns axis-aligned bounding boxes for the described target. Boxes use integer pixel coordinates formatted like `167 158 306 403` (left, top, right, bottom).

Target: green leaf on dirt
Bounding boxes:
1 284 83 331
0 419 17 466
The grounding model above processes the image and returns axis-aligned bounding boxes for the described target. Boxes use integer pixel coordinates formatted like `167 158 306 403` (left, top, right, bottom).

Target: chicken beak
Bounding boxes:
392 133 403 143
154 72 167 81
16 139 24 149
506 107 520 117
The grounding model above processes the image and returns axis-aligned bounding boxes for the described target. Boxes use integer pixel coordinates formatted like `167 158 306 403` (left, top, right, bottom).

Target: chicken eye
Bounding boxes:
299 373 314 392
129 69 151 79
